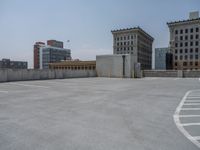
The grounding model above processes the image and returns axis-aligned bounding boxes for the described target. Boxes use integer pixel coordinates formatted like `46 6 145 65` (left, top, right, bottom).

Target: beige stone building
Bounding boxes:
49 60 96 70
111 27 154 70
167 11 200 70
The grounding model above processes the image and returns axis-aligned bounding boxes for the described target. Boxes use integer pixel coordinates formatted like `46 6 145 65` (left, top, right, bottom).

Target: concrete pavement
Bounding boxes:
0 77 200 150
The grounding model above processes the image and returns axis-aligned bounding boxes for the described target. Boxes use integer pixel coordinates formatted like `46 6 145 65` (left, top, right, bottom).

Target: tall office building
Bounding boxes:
155 47 171 70
167 11 200 70
33 40 71 69
112 27 154 70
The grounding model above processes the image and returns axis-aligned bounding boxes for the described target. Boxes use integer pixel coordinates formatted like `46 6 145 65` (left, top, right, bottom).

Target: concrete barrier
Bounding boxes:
143 70 178 77
0 69 97 83
183 70 200 78
143 70 200 78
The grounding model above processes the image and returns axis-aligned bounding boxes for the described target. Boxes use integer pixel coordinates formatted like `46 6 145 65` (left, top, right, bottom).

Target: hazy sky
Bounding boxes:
0 0 200 68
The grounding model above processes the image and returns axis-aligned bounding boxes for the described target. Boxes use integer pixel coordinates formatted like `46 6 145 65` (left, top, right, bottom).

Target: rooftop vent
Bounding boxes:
189 11 199 19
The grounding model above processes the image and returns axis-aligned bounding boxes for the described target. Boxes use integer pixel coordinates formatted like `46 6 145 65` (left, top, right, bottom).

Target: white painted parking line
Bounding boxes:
174 90 200 148
183 103 200 106
187 97 200 99
193 136 200 141
8 83 49 88
185 100 200 103
181 108 200 110
182 123 200 127
179 115 200 118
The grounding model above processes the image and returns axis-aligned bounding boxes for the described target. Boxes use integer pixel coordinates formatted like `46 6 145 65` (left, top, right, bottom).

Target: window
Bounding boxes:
180 29 183 34
175 30 178 34
185 36 188 40
195 62 198 66
131 41 133 45
121 37 123 40
185 49 188 53
180 55 183 60
183 62 187 66
196 27 199 32
190 35 193 39
175 56 178 60
185 55 188 60
190 28 193 33
190 62 193 66
185 42 188 46
195 48 199 53
190 42 193 46
196 35 199 39
190 55 193 59
190 48 193 53
124 42 126 45
131 35 134 39
196 41 199 46
127 36 130 40
180 36 183 40
180 42 183 47
195 55 198 60
180 49 183 53
175 62 178 66
124 36 126 40
175 49 178 53
117 37 119 41
131 47 133 50
185 29 188 33
175 43 178 47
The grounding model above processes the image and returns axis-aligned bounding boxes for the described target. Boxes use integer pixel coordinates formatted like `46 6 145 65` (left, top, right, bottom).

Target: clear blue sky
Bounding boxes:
0 0 200 68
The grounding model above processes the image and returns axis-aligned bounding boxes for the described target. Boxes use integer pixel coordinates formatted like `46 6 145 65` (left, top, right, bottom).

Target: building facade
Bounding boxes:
167 11 200 70
155 47 171 70
111 27 154 70
34 40 71 69
49 60 96 70
0 59 28 69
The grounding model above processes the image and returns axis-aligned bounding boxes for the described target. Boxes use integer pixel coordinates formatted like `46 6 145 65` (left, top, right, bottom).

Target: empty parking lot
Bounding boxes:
0 77 200 150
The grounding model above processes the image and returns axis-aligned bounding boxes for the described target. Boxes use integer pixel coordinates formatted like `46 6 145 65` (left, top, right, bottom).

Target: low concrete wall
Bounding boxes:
183 70 200 78
0 69 97 82
143 70 200 78
143 70 178 77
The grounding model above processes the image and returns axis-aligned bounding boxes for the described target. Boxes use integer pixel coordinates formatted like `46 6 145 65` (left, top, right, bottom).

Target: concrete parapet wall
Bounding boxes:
143 70 200 78
143 70 178 77
183 70 200 78
0 69 97 82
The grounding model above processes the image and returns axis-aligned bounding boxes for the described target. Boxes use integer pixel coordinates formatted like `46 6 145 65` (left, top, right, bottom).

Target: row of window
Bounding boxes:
116 41 135 46
116 47 134 51
174 55 199 60
52 66 96 70
116 52 133 54
174 61 199 67
176 34 199 40
115 35 136 41
175 48 199 54
175 41 199 47
175 27 199 34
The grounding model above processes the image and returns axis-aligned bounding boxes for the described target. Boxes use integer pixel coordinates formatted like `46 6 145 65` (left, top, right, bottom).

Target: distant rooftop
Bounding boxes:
111 26 154 41
167 11 200 26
